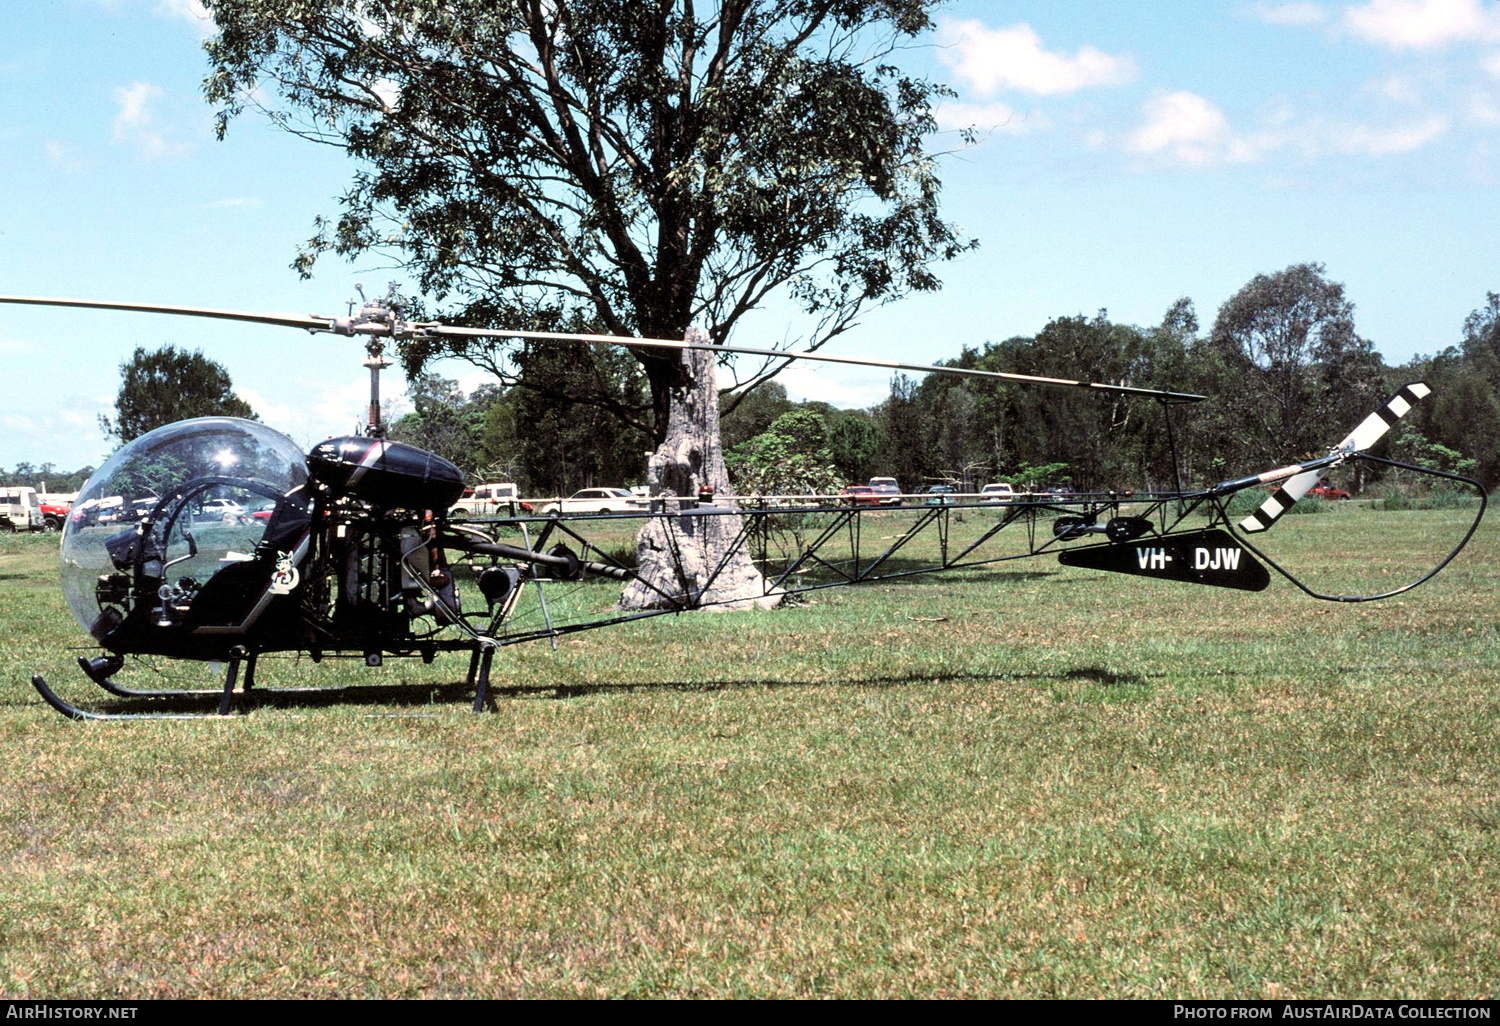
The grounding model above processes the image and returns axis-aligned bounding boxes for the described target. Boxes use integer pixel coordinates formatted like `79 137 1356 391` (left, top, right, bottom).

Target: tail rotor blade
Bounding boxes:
1239 382 1430 534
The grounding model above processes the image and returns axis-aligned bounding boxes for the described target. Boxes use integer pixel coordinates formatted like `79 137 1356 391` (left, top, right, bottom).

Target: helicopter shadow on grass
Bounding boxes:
771 565 1064 592
29 661 1161 718
526 664 1161 705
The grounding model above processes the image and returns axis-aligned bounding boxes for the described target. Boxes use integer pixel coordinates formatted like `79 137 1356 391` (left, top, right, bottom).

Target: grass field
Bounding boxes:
0 506 1496 999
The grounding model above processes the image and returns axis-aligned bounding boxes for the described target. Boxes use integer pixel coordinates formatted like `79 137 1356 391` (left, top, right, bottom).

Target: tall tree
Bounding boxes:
203 0 971 608
1460 292 1500 390
388 374 479 472
508 341 654 495
102 345 258 446
202 0 972 440
1209 263 1382 464
826 409 883 484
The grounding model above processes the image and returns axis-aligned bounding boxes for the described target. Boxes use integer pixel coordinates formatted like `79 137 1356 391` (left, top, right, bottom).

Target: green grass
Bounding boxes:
0 510 1497 999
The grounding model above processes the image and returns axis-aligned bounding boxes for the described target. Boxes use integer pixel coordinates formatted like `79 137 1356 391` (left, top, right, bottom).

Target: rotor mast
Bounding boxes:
350 285 399 438
363 342 391 437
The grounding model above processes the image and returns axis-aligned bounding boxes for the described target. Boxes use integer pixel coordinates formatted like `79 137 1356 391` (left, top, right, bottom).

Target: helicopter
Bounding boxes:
1 291 1486 720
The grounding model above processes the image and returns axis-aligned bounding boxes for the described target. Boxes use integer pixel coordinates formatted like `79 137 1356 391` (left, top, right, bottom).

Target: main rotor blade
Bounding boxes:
0 294 1207 402
0 295 340 333
428 325 1208 402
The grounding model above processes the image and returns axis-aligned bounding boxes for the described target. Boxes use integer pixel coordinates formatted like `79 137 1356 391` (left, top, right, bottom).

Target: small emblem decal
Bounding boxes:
269 550 300 594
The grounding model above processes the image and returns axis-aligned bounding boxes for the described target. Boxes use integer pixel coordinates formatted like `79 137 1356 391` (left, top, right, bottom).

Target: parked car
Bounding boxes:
191 498 248 524
39 500 71 530
923 484 956 506
0 487 44 531
450 482 532 517
36 493 75 531
840 485 881 506
537 488 645 514
1310 481 1352 501
867 477 902 506
979 482 1014 503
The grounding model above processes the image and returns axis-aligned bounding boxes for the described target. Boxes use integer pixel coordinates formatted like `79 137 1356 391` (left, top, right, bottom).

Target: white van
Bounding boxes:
0 487 44 531
450 482 524 517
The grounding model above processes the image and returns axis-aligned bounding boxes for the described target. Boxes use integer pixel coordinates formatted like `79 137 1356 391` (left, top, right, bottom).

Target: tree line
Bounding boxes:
18 263 1493 500
392 264 1500 497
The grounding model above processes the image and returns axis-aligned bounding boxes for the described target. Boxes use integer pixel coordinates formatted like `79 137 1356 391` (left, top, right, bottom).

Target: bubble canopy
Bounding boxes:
60 418 309 640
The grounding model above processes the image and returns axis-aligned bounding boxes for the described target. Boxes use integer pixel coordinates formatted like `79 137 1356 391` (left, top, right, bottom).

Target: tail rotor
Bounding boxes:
1238 383 1431 534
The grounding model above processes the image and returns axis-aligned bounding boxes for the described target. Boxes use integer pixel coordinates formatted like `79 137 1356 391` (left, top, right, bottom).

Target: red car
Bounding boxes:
39 500 71 531
840 485 881 506
1310 482 1352 501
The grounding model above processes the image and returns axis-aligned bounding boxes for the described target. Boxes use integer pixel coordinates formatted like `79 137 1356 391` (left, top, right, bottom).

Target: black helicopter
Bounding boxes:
2 292 1486 720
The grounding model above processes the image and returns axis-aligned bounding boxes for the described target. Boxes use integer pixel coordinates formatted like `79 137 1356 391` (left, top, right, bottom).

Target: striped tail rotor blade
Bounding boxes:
1340 382 1431 453
1239 468 1320 533
1239 382 1430 534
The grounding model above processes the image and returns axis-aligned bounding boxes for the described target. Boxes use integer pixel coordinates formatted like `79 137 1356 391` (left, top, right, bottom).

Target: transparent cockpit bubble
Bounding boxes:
60 418 308 638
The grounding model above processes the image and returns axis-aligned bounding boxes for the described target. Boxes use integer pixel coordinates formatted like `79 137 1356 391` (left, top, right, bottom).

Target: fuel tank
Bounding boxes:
307 436 466 511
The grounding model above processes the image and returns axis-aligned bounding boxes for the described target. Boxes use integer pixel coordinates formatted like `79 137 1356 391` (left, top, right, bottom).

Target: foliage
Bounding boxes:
721 382 795 452
1007 461 1070 492
1209 263 1382 464
825 410 882 484
101 345 257 446
0 463 94 493
396 274 1500 497
726 409 841 495
388 374 489 475
388 358 652 494
1389 426 1477 477
506 341 655 495
202 0 974 439
107 452 192 502
875 373 932 489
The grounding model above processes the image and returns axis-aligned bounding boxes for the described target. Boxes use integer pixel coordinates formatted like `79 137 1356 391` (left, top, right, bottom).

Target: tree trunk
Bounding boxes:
619 330 782 612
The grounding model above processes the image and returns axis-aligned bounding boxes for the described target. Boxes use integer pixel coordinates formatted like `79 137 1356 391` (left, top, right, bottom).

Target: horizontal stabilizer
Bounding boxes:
1239 383 1430 534
1057 529 1270 591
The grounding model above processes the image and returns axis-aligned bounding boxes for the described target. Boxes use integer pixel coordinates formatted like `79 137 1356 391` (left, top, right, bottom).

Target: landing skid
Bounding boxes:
30 673 238 721
31 646 498 720
80 654 247 700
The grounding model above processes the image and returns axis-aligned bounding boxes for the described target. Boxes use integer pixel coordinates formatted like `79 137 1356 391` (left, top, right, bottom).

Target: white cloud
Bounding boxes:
1247 2 1334 26
241 373 375 452
112 81 190 158
1484 50 1500 75
1342 0 1500 49
1333 114 1451 151
1123 78 1460 167
1365 74 1424 104
234 388 298 434
1127 91 1257 165
44 141 85 172
775 363 888 410
936 20 1137 97
155 0 213 35
1467 89 1500 123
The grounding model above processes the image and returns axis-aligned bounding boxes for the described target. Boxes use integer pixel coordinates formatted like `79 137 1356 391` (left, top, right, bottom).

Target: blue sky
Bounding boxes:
2 0 1497 471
